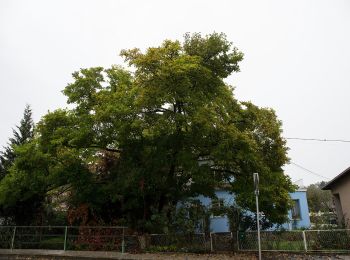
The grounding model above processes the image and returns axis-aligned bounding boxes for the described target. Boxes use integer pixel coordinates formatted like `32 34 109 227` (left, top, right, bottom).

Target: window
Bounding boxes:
291 200 301 220
211 198 225 217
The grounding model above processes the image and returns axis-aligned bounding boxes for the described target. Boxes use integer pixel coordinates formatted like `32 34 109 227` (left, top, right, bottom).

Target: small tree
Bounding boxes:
307 182 333 213
0 104 34 179
0 105 36 224
307 182 336 228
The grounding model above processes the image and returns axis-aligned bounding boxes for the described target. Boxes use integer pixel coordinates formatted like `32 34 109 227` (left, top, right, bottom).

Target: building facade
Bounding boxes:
323 167 350 227
196 188 311 232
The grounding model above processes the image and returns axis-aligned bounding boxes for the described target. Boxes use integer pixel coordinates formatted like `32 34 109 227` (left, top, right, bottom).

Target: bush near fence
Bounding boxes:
66 226 128 251
239 231 305 251
0 226 138 252
0 227 13 249
306 230 350 251
210 232 235 252
148 233 209 253
1 227 350 253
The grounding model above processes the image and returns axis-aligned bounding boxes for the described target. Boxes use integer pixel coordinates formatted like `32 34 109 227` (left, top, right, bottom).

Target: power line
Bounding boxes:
290 161 330 180
286 137 350 143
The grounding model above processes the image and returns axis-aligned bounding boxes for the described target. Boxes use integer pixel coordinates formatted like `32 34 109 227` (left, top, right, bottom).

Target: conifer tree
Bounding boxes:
0 104 34 178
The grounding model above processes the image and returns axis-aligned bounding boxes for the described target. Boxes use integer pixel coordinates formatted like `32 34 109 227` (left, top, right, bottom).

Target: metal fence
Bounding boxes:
238 230 305 251
305 230 350 252
1 227 350 253
238 229 350 252
149 233 209 252
210 232 236 252
0 226 139 253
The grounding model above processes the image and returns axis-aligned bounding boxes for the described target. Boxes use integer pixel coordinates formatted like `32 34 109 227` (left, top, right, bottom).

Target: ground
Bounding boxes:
0 250 350 260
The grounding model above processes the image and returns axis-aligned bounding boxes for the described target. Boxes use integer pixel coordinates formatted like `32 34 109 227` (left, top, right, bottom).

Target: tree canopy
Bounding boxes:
307 182 333 213
0 33 294 231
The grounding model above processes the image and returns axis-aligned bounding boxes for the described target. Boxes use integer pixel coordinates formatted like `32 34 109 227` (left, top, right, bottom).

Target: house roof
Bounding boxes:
322 166 350 190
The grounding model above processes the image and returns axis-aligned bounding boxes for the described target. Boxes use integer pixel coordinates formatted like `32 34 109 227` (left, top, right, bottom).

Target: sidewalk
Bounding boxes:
0 249 349 260
0 249 246 260
0 249 149 260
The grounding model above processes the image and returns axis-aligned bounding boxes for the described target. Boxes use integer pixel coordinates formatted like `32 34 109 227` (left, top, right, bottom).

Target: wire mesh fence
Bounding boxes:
238 230 350 252
305 230 350 252
66 226 127 251
238 230 305 251
1 227 350 253
13 226 66 250
149 233 209 253
0 226 131 252
0 226 13 249
210 232 235 252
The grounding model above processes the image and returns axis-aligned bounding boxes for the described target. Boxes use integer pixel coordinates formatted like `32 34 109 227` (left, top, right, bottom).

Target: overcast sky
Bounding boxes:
1 0 349 185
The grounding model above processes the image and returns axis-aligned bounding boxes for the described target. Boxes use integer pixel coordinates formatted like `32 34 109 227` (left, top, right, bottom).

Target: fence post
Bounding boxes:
63 226 68 251
203 233 207 252
121 227 125 253
210 232 213 252
236 231 239 251
10 226 16 250
302 231 308 252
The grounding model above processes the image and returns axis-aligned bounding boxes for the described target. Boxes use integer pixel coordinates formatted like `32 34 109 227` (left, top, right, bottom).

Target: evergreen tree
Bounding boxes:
0 104 34 178
0 105 36 224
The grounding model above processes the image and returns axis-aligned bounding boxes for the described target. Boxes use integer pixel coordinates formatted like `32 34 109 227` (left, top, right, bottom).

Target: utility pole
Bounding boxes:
253 173 262 260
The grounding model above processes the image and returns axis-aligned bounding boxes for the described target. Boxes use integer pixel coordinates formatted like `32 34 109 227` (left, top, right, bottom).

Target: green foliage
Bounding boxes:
0 105 36 224
0 141 59 224
307 182 336 228
146 233 208 253
0 104 34 179
170 199 210 234
38 237 65 250
227 204 278 231
147 245 178 252
307 230 350 250
307 182 333 212
0 33 294 230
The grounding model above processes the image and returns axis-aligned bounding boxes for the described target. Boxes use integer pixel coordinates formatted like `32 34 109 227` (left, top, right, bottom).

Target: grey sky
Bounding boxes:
1 0 349 185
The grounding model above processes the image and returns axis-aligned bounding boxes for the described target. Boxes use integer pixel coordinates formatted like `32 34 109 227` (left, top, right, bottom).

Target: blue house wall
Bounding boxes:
197 190 235 232
281 190 311 230
197 189 311 232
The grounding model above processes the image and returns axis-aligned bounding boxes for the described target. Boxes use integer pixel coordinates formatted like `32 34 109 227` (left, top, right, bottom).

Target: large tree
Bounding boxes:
0 33 294 230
